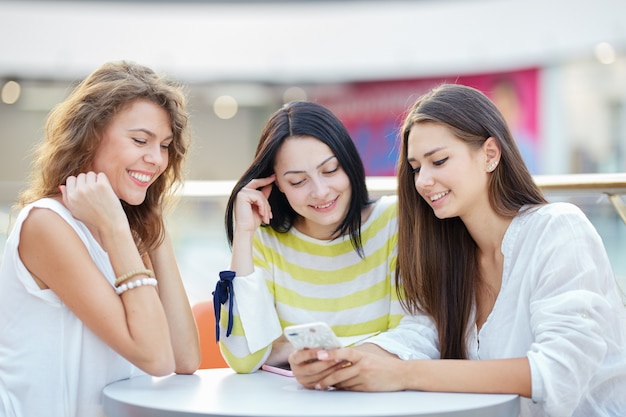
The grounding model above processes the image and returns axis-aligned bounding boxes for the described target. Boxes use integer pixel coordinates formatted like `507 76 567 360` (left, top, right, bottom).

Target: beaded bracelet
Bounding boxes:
115 277 158 295
114 269 154 287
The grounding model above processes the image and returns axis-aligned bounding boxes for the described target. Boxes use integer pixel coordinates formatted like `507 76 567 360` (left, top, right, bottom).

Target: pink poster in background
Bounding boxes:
313 68 540 176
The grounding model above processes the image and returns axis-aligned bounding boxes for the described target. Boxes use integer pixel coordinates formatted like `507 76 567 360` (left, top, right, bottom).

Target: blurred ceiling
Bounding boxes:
0 0 625 83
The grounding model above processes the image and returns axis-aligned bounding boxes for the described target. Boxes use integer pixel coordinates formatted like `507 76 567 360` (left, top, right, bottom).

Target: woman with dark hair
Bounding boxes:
219 101 402 374
289 85 626 417
0 61 200 417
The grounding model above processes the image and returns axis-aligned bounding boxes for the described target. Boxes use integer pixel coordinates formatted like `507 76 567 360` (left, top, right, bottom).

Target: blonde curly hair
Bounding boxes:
18 60 191 253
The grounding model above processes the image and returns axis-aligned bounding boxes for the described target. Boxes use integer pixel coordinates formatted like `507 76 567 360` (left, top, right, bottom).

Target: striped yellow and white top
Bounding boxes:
219 195 403 373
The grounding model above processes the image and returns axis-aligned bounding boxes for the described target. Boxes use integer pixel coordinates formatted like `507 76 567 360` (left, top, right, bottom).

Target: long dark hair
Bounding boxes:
396 84 547 359
225 101 371 256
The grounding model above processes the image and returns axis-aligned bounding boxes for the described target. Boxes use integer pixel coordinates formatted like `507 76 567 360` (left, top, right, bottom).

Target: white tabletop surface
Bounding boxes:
103 368 520 417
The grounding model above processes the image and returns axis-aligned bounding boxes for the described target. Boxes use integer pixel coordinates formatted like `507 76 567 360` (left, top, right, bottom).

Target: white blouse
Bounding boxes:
369 202 626 417
0 199 144 417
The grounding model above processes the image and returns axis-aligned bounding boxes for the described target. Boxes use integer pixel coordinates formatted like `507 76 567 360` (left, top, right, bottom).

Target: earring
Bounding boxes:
486 160 499 172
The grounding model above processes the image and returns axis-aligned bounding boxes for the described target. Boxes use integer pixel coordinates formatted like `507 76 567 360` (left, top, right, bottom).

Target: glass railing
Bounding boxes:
174 174 626 305
2 173 626 305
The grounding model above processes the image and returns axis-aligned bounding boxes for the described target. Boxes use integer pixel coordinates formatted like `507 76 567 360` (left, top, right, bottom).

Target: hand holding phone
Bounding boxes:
283 322 343 350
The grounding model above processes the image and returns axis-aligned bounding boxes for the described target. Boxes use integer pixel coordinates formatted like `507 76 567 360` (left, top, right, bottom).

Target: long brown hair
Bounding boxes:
396 84 546 359
17 61 191 253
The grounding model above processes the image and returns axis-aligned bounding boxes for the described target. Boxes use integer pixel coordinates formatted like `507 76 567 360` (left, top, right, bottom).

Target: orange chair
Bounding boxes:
192 300 229 369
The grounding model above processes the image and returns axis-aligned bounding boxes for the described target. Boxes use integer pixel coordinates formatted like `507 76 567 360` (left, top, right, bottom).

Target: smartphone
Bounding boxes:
283 322 343 350
261 363 294 377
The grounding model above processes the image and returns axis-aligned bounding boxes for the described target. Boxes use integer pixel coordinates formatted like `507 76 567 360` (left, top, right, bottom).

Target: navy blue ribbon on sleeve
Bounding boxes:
212 270 236 342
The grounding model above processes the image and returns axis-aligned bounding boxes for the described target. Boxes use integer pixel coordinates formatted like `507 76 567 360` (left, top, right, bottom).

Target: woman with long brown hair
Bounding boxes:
0 61 200 417
289 84 626 417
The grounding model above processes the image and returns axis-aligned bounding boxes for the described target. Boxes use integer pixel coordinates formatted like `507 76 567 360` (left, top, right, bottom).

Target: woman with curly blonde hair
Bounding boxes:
0 61 200 417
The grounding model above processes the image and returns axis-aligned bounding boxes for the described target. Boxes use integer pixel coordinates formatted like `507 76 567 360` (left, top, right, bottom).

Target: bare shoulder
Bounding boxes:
20 204 75 243
19 204 92 289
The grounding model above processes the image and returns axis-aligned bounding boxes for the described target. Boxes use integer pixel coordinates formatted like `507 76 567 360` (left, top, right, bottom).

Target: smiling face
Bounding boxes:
407 122 492 221
273 135 351 239
90 99 173 205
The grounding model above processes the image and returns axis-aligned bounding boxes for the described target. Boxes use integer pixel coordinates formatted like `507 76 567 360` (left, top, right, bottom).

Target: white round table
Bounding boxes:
103 368 520 417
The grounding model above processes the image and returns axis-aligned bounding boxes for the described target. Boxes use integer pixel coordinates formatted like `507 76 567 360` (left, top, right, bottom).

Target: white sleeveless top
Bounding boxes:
0 198 144 417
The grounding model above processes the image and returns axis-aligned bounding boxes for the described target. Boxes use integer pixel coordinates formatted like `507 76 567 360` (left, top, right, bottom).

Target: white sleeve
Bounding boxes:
527 290 614 416
231 267 283 354
363 313 440 360
524 206 623 416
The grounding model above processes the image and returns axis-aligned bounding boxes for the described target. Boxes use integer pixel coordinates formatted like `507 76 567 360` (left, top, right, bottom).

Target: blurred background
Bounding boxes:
1 0 626 305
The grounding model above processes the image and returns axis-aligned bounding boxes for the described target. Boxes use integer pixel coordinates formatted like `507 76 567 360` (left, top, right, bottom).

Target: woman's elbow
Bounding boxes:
228 360 260 374
141 360 176 377
175 352 202 375
135 350 177 376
